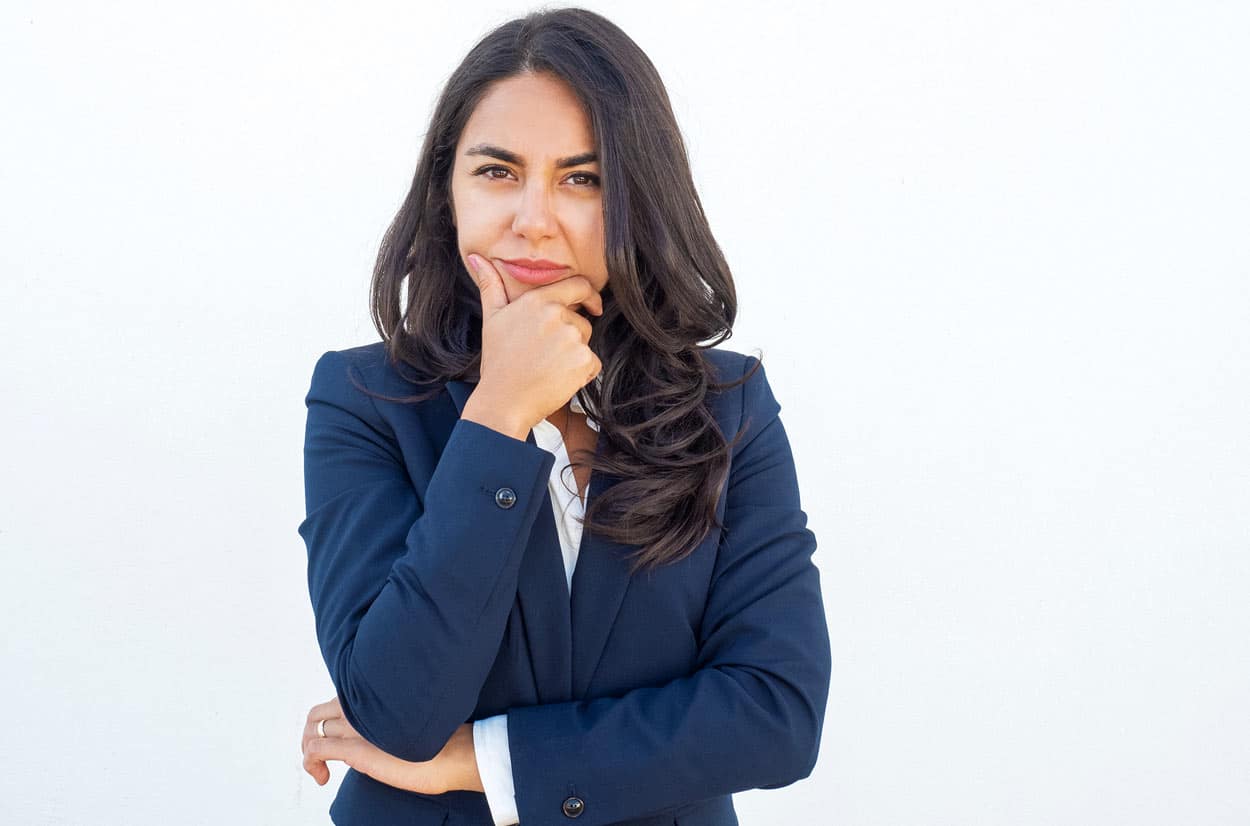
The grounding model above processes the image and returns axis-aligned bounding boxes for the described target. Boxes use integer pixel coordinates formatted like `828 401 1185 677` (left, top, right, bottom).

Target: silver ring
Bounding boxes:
317 718 327 738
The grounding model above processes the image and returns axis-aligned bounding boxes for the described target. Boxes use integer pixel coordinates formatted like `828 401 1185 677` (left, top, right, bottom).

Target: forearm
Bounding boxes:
326 420 550 760
506 615 829 826
302 350 557 762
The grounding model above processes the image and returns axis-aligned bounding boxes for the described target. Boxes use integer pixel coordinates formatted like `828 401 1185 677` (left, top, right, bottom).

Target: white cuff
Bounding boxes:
473 714 519 826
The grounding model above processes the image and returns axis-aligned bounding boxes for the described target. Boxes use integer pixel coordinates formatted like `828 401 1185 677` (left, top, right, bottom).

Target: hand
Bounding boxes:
466 253 604 433
302 696 484 794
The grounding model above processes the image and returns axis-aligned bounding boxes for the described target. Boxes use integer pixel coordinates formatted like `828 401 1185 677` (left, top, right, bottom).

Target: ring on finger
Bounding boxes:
317 718 327 738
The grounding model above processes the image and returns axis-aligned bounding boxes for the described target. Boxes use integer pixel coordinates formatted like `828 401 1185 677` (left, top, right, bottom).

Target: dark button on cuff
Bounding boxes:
561 796 584 818
494 486 517 509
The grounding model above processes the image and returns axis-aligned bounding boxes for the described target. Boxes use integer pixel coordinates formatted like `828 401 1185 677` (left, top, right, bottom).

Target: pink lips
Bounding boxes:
498 258 572 286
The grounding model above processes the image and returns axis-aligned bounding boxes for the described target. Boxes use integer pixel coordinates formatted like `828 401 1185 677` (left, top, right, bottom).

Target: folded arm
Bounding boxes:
500 357 833 826
298 349 556 762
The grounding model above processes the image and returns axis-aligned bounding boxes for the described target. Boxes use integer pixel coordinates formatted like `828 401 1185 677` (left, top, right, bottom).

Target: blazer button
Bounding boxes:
561 796 584 818
494 487 517 509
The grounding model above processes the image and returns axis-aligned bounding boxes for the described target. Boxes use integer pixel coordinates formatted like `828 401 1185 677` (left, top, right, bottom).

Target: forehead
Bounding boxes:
458 73 595 160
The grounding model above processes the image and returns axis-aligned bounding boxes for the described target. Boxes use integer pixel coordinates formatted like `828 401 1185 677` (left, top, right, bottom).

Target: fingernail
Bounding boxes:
467 254 480 273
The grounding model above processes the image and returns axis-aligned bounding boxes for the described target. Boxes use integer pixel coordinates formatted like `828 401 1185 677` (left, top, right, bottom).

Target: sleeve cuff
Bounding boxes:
473 714 519 826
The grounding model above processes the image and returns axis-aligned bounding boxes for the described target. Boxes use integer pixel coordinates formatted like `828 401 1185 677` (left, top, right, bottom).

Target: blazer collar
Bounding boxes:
445 377 635 701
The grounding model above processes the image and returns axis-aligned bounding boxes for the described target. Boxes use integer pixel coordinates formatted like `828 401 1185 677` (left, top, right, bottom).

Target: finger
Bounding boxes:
305 698 341 724
304 716 345 752
336 714 360 738
524 274 604 317
305 714 365 754
307 734 373 780
303 727 338 785
303 742 333 786
586 352 603 385
305 709 342 745
302 718 321 756
303 751 331 785
468 254 510 317
559 306 594 344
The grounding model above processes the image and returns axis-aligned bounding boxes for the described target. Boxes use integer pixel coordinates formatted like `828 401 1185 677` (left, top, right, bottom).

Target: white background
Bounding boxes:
2 1 1248 823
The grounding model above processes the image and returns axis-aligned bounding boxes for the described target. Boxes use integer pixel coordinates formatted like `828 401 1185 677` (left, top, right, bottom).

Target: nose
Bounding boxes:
511 182 558 240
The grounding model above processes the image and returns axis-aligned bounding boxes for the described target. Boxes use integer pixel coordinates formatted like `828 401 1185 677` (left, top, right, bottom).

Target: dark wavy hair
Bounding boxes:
362 6 763 574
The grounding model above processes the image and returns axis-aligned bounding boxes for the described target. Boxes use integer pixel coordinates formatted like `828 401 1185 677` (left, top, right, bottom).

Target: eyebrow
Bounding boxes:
464 143 598 169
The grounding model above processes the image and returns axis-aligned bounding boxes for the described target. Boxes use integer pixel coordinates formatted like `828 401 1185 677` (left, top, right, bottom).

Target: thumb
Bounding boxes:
468 254 509 318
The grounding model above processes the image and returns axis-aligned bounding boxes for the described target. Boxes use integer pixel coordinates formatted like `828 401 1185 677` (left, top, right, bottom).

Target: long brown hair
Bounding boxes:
363 7 762 574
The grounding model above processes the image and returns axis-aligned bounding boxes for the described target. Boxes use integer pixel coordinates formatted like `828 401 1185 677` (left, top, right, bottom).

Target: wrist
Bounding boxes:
462 388 531 441
454 722 485 793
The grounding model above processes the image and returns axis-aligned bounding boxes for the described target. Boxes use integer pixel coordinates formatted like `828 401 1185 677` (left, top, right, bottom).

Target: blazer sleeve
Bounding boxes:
298 349 556 762
505 355 832 826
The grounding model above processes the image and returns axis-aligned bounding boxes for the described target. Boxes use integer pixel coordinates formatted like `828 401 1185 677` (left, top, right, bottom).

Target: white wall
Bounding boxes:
2 1 1247 823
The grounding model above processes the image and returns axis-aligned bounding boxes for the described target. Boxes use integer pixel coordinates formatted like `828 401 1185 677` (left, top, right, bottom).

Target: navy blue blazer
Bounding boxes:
299 342 831 826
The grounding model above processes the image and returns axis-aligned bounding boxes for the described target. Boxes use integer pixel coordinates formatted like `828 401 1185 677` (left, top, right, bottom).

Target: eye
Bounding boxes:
470 165 600 188
471 164 515 181
567 172 601 187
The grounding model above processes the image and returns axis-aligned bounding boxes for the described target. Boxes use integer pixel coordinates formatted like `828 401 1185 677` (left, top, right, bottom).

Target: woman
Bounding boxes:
297 7 831 825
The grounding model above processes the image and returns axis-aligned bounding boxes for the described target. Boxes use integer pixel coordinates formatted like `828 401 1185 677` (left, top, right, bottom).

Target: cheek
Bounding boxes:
575 217 608 285
568 211 605 255
450 193 493 245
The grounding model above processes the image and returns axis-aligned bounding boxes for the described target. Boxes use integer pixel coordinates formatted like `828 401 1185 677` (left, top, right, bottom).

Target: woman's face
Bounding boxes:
450 72 608 305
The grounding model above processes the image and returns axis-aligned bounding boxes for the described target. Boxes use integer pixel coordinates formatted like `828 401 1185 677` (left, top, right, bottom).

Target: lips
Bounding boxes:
498 258 572 286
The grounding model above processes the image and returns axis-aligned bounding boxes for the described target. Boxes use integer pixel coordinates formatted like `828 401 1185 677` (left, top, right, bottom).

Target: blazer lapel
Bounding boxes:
569 466 634 698
517 497 575 703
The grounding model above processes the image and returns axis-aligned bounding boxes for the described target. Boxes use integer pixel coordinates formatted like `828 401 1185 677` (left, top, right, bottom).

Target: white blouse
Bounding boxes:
472 390 601 826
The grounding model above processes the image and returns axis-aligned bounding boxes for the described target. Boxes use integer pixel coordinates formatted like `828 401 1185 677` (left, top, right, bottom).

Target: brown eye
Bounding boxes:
471 165 600 188
472 164 514 180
